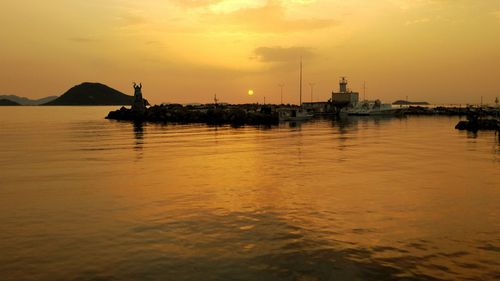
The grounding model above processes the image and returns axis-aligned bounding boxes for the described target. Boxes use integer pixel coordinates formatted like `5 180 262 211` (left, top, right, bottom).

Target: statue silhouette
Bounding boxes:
131 82 146 114
133 83 143 100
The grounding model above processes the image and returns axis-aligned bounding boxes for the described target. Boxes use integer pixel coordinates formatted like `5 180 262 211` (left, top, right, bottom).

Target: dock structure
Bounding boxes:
300 77 360 116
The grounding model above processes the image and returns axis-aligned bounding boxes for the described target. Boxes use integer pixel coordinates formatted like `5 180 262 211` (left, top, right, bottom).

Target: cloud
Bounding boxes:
388 0 455 10
68 37 99 43
289 0 316 4
118 12 148 26
200 1 337 33
253 46 314 62
145 40 164 46
405 18 431 25
169 0 223 8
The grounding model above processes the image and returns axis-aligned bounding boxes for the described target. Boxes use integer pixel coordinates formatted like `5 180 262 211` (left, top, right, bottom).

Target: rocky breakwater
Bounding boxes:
404 106 470 115
455 111 500 132
107 104 279 126
405 105 500 116
105 83 278 126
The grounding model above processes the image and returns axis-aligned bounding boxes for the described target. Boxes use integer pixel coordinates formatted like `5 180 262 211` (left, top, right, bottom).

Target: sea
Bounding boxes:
0 106 499 281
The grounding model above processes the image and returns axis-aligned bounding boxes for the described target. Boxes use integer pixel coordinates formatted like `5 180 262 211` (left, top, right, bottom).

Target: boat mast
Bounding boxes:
299 57 303 107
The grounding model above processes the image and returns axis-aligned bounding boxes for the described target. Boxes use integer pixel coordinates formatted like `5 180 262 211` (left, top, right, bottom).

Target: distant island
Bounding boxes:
392 100 430 105
43 82 134 106
0 95 58 105
0 99 21 106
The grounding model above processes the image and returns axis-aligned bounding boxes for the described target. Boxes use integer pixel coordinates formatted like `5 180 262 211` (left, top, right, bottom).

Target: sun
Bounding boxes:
248 89 254 96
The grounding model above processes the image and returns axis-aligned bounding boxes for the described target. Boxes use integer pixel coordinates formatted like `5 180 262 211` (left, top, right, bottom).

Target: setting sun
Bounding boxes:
248 89 254 96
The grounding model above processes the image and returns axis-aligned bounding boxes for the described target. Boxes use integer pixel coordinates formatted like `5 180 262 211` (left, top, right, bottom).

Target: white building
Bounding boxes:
331 77 359 106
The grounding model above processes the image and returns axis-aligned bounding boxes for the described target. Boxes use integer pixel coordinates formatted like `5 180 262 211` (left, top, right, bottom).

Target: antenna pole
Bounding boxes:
278 84 284 105
299 57 303 106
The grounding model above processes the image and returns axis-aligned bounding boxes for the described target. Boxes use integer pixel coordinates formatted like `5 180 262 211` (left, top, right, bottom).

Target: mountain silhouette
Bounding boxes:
0 95 58 105
44 82 133 105
0 99 21 106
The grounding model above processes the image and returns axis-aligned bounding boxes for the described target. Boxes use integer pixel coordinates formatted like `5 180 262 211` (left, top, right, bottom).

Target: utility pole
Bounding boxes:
278 84 284 105
309 83 315 103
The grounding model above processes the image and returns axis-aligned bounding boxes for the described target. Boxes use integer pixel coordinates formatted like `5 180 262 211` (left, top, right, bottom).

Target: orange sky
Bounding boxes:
1 0 499 104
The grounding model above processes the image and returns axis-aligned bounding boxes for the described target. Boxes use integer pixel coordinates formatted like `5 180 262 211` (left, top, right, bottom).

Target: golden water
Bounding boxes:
0 107 499 280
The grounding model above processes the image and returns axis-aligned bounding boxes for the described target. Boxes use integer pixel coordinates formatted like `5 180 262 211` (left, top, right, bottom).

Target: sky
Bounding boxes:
1 0 499 105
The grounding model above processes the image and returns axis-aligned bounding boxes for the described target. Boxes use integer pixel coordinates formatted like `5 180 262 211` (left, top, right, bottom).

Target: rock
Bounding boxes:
455 120 469 130
455 118 500 131
106 104 279 126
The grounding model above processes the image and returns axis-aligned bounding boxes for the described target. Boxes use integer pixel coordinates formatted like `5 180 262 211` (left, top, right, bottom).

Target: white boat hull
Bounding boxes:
342 100 403 116
345 109 401 116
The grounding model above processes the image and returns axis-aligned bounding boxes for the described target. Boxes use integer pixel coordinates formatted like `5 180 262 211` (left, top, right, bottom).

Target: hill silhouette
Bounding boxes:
0 95 58 105
44 83 133 105
0 99 21 106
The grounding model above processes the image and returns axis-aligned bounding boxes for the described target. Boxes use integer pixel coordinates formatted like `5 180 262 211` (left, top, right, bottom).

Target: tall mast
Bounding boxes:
299 57 303 106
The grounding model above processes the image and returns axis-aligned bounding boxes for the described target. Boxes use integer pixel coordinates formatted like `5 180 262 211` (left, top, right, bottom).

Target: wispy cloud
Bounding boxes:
169 0 223 8
117 12 148 26
200 1 337 33
405 18 431 25
68 36 99 43
388 0 451 10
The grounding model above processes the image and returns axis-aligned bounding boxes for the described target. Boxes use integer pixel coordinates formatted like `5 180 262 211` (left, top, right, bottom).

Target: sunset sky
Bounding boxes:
1 0 499 104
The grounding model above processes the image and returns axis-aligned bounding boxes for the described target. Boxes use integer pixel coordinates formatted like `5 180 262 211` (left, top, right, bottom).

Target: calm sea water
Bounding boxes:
0 107 499 281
